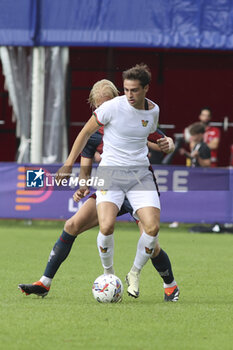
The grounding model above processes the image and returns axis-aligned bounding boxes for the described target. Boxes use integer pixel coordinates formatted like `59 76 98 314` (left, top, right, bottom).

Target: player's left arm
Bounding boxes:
147 141 161 152
148 136 175 154
149 139 175 153
147 129 175 154
156 137 175 154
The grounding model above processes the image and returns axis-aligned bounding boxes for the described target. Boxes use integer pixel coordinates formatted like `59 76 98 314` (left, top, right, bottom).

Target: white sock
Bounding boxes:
133 231 158 270
164 280 177 289
97 231 114 269
131 265 140 274
104 266 115 275
40 276 52 287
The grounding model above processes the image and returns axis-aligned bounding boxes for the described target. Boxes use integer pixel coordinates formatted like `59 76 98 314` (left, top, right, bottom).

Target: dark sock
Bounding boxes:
151 249 174 284
43 230 76 278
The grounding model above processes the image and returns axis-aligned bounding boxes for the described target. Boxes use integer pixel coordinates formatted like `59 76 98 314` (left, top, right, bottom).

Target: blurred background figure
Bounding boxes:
170 122 211 228
180 122 211 167
198 107 221 167
184 107 221 167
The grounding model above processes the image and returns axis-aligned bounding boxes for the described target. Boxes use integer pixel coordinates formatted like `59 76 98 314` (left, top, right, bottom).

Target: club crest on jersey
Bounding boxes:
141 120 149 127
145 247 153 254
100 190 107 195
100 246 108 253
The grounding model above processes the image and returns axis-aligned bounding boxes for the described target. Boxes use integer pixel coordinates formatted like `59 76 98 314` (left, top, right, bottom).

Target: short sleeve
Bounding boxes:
150 105 159 133
93 99 113 126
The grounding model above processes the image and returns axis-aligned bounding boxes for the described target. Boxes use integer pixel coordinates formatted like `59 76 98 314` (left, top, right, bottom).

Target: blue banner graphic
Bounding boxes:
0 0 233 49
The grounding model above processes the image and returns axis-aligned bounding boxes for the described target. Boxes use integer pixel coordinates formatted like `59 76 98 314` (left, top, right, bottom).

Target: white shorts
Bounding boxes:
96 168 160 216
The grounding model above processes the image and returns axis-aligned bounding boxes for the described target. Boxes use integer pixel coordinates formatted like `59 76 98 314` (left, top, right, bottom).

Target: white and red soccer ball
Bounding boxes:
92 274 123 303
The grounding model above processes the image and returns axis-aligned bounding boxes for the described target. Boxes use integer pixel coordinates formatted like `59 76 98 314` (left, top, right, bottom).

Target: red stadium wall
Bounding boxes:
69 48 233 167
1 48 232 166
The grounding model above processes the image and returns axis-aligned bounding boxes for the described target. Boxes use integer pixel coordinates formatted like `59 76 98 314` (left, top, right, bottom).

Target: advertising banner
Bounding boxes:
1 0 233 50
0 163 232 224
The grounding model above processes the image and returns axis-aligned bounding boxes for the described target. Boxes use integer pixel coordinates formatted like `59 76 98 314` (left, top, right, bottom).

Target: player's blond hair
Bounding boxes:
88 79 119 108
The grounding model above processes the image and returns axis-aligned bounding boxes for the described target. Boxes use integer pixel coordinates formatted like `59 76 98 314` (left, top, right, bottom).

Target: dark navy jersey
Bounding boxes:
81 131 103 158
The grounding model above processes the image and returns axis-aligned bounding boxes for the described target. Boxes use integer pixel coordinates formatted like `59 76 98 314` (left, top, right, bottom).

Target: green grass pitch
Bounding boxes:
0 220 233 350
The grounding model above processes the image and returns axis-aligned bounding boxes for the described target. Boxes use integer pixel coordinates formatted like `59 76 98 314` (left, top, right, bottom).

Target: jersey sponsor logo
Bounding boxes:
145 247 153 254
99 246 108 253
141 120 149 127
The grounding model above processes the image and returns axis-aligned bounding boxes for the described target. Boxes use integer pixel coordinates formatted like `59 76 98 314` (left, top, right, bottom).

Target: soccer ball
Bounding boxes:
92 274 123 303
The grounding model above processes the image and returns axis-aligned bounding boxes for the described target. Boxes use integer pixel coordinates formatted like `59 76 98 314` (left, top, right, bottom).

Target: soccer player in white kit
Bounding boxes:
18 79 178 302
59 65 179 301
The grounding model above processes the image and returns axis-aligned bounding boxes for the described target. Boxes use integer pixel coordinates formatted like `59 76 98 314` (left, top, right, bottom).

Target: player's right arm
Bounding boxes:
73 157 93 202
56 115 100 181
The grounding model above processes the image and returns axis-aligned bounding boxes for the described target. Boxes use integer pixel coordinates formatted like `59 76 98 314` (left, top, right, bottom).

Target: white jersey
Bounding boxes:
94 95 159 166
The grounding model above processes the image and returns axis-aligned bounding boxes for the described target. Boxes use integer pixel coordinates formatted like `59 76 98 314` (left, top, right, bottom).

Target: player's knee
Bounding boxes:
99 222 115 235
144 222 160 236
64 219 79 236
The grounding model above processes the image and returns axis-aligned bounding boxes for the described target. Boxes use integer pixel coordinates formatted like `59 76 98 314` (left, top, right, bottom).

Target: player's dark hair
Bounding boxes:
200 107 212 117
189 122 206 135
122 63 151 87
